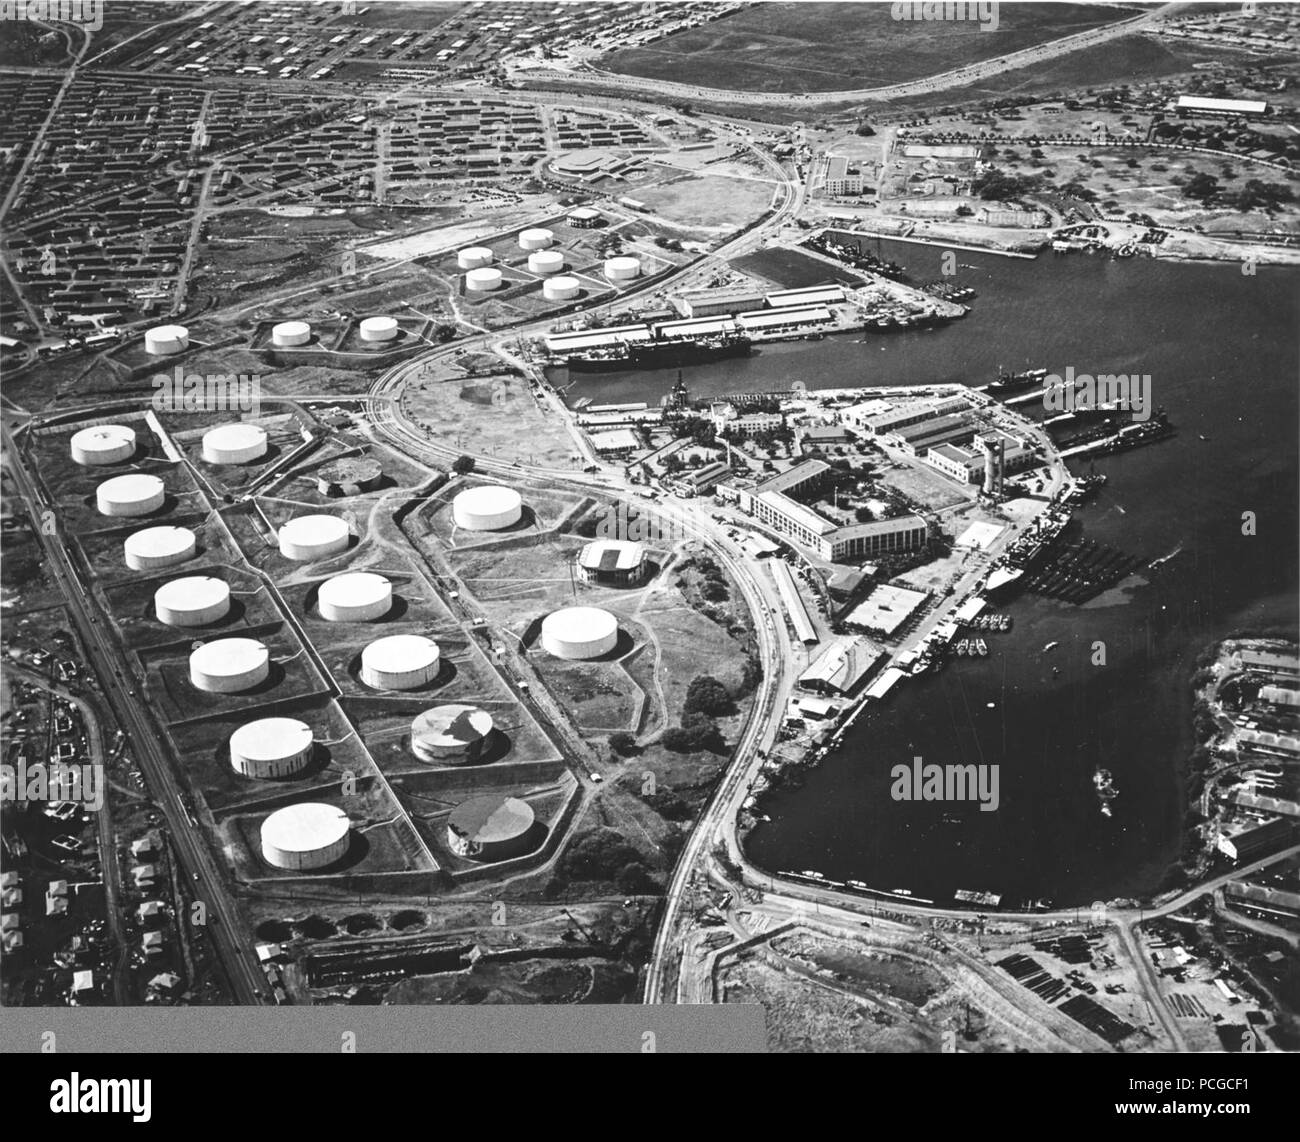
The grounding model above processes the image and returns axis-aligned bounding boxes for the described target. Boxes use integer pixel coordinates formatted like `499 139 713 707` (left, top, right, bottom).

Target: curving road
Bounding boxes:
510 6 1179 109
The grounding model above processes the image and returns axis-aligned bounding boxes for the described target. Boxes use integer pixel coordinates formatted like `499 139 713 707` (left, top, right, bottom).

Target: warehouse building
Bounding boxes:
1174 94 1268 118
671 287 767 319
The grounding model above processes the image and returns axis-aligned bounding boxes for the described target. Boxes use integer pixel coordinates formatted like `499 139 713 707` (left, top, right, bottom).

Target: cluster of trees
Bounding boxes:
557 827 654 893
661 675 732 754
972 167 1043 201
451 454 476 474
662 711 723 754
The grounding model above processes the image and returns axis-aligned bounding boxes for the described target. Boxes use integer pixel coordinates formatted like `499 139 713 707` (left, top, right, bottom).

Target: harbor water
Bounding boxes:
564 241 1299 905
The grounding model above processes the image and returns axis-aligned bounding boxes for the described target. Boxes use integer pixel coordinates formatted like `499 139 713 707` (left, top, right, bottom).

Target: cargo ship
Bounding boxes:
559 334 752 372
988 366 1048 393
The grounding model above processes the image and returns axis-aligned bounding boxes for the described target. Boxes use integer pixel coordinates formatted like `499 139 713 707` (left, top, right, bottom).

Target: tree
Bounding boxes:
452 454 475 474
1182 172 1219 202
663 712 721 753
616 861 651 894
608 731 637 757
684 674 731 717
854 505 875 524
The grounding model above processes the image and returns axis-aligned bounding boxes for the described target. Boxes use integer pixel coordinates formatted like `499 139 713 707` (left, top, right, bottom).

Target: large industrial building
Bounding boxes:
411 704 494 764
260 803 351 870
577 539 647 585
361 634 441 690
924 431 1036 485
541 606 619 659
729 461 928 562
230 717 314 779
446 794 535 861
824 155 866 196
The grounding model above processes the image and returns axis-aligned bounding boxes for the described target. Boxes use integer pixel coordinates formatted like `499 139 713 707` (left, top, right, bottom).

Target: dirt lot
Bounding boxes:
636 174 775 230
402 373 578 468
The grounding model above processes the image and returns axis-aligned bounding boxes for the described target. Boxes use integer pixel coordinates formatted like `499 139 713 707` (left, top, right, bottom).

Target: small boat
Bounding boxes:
975 639 989 657
1043 641 1059 652
1199 433 1210 442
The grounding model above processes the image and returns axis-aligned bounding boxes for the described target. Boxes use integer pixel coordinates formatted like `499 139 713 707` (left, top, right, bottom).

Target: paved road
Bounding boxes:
4 422 268 1006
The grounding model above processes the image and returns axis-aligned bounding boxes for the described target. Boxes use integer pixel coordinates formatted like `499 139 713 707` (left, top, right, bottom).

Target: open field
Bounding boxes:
635 174 776 229
603 2 1136 94
402 373 578 468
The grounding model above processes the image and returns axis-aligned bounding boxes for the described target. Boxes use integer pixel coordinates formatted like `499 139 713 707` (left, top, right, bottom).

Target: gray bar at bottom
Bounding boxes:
0 1005 769 1053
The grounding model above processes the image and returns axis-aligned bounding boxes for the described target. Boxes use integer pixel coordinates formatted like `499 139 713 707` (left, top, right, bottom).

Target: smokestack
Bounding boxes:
981 434 1005 497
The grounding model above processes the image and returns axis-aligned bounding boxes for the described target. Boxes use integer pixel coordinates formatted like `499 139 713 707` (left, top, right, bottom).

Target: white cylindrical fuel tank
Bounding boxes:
541 606 619 660
230 717 314 779
260 803 350 870
96 474 165 518
202 424 267 465
124 526 196 571
71 424 136 466
189 638 270 693
604 256 641 281
360 634 441 690
457 247 494 270
154 576 230 627
317 572 392 622
446 794 535 861
527 250 565 275
452 485 522 531
144 325 188 355
359 316 399 342
271 320 311 347
466 267 503 292
278 515 350 562
411 704 494 764
518 228 553 251
543 275 581 302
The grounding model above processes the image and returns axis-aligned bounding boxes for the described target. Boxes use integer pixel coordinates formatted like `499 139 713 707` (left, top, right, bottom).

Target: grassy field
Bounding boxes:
636 174 776 229
603 2 1136 94
879 32 1275 113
